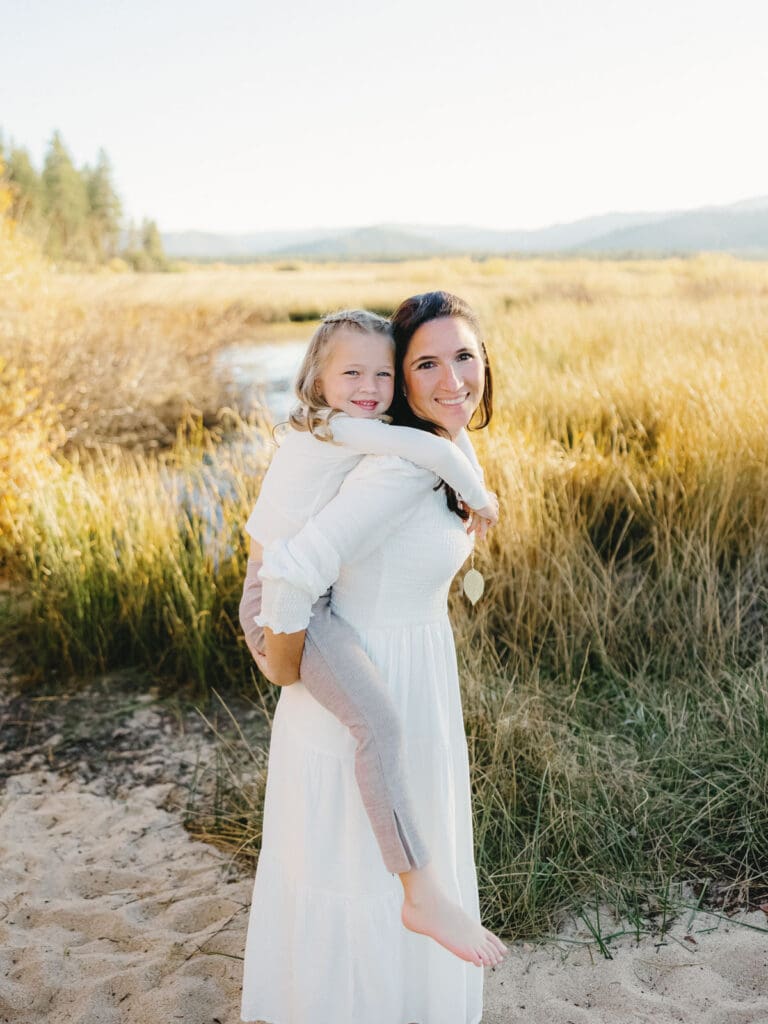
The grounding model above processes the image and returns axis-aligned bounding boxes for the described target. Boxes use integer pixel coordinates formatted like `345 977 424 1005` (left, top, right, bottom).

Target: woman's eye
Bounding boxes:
416 361 436 370
457 352 475 361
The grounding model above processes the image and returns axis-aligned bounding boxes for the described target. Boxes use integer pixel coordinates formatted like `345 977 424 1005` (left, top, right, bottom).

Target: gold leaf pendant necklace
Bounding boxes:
462 552 485 606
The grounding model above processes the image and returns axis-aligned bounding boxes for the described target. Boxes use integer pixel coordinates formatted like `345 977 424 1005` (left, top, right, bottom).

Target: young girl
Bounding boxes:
239 308 505 967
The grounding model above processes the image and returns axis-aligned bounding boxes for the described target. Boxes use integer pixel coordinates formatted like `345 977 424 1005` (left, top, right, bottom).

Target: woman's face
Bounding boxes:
402 316 485 438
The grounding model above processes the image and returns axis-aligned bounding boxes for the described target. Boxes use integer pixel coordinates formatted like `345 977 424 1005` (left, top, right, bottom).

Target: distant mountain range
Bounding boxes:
162 196 768 261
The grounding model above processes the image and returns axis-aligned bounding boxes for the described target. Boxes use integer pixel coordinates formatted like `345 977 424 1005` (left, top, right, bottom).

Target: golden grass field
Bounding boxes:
2 223 768 935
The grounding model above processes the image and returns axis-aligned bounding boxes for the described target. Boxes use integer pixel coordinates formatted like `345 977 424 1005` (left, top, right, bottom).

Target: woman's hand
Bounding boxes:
254 646 301 687
253 647 275 683
249 622 302 688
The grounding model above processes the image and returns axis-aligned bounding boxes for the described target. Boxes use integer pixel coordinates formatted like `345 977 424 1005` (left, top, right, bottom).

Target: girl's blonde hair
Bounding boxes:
289 309 393 440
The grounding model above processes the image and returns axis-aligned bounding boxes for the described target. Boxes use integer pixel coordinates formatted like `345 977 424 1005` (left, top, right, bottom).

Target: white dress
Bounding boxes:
240 456 484 1024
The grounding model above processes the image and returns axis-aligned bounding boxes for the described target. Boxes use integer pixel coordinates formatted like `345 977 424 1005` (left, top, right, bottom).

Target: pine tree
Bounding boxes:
141 218 167 270
122 219 147 270
2 125 168 270
42 131 90 260
8 146 44 228
85 148 122 259
0 159 12 224
0 135 10 222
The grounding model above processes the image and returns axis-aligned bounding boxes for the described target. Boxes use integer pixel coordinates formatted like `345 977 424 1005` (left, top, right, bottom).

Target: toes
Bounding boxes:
484 939 504 967
483 928 509 956
478 939 498 966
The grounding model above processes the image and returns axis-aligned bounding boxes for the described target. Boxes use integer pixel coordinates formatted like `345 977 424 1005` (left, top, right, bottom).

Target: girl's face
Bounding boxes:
402 317 485 438
317 328 395 417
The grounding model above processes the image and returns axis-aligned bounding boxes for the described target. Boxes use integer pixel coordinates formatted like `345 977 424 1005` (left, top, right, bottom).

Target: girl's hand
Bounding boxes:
469 493 499 527
467 492 499 539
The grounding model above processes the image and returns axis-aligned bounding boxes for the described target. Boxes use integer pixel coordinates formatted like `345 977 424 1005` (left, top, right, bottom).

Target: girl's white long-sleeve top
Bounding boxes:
245 415 488 549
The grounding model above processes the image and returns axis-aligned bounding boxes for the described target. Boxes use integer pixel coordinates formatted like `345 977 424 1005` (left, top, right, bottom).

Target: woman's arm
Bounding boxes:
257 456 437 644
241 537 304 686
263 626 305 686
329 416 492 513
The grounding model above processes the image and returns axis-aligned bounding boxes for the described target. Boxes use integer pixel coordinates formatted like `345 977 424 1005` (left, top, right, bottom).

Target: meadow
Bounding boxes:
2 232 768 940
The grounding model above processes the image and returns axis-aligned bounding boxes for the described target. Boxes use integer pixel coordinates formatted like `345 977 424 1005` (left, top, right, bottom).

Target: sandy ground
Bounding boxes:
1 677 767 1024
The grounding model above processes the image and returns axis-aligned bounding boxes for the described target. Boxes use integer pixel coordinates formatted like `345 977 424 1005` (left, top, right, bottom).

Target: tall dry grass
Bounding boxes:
2 243 768 935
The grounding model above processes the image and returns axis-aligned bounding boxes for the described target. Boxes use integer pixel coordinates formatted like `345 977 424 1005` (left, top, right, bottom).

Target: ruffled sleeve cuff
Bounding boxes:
254 577 313 635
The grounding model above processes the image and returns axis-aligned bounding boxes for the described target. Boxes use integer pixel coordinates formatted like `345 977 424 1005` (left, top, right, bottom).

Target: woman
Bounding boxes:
241 292 499 1024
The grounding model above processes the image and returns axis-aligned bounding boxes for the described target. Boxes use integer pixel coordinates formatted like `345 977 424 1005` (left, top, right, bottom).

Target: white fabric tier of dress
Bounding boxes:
240 455 484 1024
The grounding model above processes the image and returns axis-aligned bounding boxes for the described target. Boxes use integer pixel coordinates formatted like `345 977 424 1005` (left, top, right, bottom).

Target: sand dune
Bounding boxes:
0 769 251 1024
481 908 768 1024
1 766 766 1024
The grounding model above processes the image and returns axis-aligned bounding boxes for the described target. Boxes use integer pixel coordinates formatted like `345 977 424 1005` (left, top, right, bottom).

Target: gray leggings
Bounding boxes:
239 556 430 874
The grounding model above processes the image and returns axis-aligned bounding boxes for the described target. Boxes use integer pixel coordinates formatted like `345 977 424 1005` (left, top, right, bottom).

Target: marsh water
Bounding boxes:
168 338 309 548
215 339 308 422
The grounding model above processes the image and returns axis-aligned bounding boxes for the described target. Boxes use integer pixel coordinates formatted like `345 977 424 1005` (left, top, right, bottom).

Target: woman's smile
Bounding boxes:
435 394 470 405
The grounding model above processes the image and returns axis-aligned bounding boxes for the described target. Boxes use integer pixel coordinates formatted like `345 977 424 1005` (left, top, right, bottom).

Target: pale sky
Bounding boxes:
2 0 767 233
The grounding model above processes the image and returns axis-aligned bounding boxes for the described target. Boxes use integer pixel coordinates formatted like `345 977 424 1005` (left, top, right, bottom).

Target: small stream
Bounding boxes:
215 339 309 422
167 338 309 550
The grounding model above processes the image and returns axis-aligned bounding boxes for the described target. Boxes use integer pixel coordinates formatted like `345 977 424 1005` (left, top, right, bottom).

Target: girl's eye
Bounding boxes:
343 370 360 376
457 352 475 361
377 370 393 378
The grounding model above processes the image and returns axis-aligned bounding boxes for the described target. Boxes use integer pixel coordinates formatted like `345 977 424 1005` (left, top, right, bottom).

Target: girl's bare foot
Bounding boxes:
399 863 508 968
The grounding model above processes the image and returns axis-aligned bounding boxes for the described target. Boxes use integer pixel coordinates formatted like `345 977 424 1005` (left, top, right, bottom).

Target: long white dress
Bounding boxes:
240 456 484 1024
